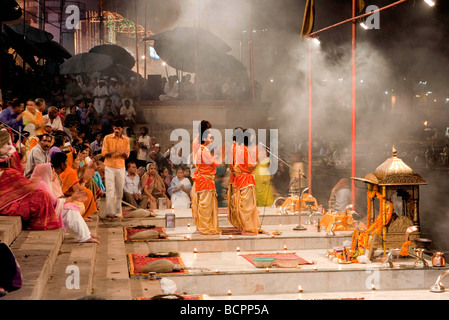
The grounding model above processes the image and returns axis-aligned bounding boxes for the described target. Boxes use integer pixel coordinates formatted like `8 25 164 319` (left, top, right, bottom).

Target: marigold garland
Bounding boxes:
400 241 411 256
351 194 394 256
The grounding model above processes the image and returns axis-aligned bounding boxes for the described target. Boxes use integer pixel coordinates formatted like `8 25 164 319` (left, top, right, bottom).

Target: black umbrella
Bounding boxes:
143 26 232 73
35 41 72 63
102 63 142 82
89 44 135 70
2 25 43 69
59 52 113 75
5 23 53 43
0 0 22 22
199 53 249 84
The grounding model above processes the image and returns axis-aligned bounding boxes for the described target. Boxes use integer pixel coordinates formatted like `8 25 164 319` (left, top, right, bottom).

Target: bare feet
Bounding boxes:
84 217 93 222
241 230 258 236
81 237 100 244
91 234 100 239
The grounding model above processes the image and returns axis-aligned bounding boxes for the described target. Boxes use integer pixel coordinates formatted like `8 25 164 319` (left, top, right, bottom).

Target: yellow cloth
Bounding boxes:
22 110 45 135
232 185 261 234
254 163 274 207
192 189 221 235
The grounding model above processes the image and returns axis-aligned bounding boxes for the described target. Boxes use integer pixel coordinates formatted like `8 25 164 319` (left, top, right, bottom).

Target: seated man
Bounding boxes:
123 161 148 209
24 133 52 178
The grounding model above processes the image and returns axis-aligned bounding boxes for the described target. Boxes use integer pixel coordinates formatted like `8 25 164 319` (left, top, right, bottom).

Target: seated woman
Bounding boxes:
77 145 103 200
168 166 192 209
59 151 98 222
143 163 171 210
0 166 60 230
159 166 173 199
30 163 99 243
22 99 45 136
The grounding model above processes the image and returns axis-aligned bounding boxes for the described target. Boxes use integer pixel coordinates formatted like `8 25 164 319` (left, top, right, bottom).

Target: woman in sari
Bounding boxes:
143 163 171 210
59 152 98 221
0 167 60 230
30 163 99 243
191 129 221 235
22 99 45 136
168 167 192 209
77 145 103 200
228 133 261 235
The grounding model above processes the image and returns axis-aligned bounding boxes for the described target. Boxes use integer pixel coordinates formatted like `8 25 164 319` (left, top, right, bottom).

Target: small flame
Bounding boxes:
227 290 232 295
298 285 303 292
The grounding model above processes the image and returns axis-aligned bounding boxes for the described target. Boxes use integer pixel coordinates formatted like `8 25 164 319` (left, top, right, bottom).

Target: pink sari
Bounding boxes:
0 168 60 230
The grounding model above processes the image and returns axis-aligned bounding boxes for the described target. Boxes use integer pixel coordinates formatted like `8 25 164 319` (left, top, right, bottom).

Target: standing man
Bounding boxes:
192 128 222 235
136 126 150 169
93 79 108 116
24 133 52 178
101 120 130 218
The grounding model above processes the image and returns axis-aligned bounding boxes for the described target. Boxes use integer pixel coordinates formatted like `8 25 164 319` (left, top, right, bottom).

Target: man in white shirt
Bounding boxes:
123 161 148 209
93 79 109 115
43 106 64 132
120 99 136 126
136 126 150 169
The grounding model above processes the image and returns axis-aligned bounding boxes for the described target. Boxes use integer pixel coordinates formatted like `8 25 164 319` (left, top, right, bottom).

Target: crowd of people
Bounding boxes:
0 99 285 239
158 74 256 102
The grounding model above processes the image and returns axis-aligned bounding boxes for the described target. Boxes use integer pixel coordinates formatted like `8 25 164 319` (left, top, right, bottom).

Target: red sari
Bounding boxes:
0 168 60 230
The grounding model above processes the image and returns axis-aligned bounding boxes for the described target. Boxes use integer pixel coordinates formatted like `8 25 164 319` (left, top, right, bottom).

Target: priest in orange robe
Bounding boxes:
228 130 261 235
191 127 221 235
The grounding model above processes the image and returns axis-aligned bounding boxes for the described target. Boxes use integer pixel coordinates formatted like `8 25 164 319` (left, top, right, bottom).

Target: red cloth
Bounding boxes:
0 168 60 230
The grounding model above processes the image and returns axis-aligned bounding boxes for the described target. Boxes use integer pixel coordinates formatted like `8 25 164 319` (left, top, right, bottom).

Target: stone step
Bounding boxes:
124 223 351 253
2 228 64 300
121 207 319 228
0 216 22 246
41 217 100 300
89 221 133 300
145 249 448 296
201 288 449 300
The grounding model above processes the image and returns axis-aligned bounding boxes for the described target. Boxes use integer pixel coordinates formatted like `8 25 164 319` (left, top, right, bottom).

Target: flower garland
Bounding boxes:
351 191 394 255
400 241 411 256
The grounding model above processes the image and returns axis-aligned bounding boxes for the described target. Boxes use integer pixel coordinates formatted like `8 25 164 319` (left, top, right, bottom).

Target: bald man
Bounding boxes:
43 106 64 132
